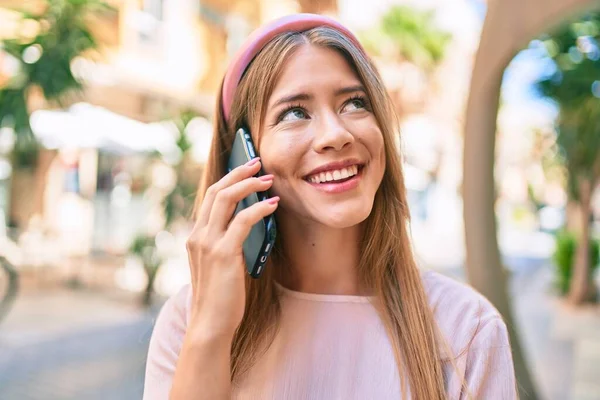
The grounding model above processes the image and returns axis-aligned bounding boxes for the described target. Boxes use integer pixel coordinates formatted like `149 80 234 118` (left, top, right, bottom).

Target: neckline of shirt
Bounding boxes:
274 281 375 303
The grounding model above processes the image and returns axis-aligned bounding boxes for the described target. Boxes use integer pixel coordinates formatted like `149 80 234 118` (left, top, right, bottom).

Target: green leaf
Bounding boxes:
1 0 111 143
360 5 451 70
534 11 600 198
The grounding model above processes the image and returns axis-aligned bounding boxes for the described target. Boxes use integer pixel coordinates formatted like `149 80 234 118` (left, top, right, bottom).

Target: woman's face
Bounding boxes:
257 45 386 229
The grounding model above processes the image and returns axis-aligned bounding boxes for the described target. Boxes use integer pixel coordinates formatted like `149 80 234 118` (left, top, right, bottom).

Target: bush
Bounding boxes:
553 231 600 295
130 234 163 306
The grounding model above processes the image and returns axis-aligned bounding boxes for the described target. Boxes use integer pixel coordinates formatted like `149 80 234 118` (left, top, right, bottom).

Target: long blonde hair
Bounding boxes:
197 27 448 399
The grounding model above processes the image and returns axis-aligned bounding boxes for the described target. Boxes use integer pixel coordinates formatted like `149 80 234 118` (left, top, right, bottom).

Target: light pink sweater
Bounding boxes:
143 271 517 399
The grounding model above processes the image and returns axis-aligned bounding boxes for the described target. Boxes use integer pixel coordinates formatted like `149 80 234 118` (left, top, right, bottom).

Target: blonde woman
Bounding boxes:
144 14 517 400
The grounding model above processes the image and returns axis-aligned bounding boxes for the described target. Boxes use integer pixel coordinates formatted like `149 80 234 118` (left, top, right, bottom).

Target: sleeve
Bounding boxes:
462 316 518 400
143 285 191 400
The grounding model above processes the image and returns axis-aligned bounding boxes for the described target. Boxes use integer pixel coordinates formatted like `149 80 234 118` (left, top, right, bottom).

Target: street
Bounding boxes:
0 261 598 400
0 302 156 400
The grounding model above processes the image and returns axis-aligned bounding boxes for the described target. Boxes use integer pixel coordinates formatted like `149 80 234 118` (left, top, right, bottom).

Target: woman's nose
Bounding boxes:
312 111 355 153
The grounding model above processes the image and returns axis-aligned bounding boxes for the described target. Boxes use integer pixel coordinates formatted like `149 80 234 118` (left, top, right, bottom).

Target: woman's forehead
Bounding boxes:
267 45 362 106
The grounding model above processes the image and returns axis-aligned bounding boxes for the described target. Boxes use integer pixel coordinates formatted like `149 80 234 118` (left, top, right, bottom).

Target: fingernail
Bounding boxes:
267 196 280 205
259 174 274 181
246 157 260 166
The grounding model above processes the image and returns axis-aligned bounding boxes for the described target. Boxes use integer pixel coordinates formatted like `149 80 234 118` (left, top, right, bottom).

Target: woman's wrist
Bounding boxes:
186 312 237 347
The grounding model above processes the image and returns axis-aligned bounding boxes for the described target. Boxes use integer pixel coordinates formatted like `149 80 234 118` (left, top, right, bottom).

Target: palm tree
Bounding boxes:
0 0 113 226
360 5 451 116
535 11 600 304
362 5 450 70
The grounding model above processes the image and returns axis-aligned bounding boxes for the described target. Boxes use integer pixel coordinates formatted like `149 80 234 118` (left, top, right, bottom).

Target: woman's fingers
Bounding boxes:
195 158 261 228
224 197 280 246
207 175 274 233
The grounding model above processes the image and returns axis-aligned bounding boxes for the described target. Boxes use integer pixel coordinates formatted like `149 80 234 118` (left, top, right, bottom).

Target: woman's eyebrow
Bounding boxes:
271 93 312 109
270 85 366 109
335 84 366 96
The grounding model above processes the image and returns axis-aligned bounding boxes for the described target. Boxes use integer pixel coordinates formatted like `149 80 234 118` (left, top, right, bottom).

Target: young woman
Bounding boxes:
143 14 517 400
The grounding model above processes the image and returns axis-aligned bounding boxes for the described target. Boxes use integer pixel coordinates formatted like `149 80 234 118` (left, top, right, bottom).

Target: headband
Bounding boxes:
221 13 366 123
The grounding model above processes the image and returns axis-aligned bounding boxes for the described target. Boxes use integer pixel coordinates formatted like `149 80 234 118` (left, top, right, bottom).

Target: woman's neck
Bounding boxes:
274 214 365 296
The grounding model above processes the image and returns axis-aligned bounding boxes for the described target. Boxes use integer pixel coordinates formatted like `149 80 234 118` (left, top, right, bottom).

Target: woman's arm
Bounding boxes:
169 316 234 399
143 159 278 399
142 287 234 400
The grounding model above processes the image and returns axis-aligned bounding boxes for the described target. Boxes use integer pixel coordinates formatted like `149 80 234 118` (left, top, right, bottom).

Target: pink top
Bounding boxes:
143 271 517 399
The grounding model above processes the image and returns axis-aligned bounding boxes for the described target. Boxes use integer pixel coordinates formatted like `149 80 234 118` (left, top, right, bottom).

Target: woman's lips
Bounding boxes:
305 166 364 194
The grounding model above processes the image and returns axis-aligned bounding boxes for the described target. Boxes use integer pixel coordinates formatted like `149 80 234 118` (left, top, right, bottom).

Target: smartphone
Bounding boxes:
227 127 277 278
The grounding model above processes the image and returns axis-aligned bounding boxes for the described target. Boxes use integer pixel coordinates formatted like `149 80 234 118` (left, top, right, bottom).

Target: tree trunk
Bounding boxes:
142 279 154 307
142 266 157 307
8 149 56 229
568 179 594 304
565 199 581 233
8 169 36 228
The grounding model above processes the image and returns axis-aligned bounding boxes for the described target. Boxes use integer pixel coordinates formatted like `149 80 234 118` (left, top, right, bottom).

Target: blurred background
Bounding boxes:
0 0 598 399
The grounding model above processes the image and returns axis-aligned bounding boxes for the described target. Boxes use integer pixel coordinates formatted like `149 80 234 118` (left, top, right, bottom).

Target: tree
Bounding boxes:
361 5 451 71
129 234 164 307
162 110 199 230
0 0 113 158
360 5 451 116
535 11 600 304
0 0 113 227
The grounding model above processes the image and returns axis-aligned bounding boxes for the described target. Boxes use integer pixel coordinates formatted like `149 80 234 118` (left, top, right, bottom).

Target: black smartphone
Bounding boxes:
227 127 277 278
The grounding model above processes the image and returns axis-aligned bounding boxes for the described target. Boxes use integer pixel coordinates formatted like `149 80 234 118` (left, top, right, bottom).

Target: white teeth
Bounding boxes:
307 165 360 183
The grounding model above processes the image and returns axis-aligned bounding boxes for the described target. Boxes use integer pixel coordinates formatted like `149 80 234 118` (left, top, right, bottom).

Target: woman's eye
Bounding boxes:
281 108 308 122
342 98 366 113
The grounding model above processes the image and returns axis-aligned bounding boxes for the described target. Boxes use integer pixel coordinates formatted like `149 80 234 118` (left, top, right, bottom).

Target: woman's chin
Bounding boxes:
314 206 373 229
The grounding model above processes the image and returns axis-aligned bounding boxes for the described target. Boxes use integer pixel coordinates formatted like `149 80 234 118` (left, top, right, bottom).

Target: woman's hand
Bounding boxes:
185 158 279 339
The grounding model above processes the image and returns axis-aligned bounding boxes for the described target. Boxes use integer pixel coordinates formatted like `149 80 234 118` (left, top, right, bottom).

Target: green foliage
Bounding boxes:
163 180 196 228
0 0 114 167
130 233 163 306
11 133 41 170
534 12 600 200
0 89 40 169
172 110 197 155
360 5 452 70
162 110 201 228
130 234 162 272
536 14 600 103
553 230 600 295
0 89 30 133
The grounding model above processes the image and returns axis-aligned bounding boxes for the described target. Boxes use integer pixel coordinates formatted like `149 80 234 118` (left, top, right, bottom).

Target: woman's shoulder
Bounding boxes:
163 283 193 325
151 284 193 338
421 270 501 320
420 270 506 349
144 284 192 397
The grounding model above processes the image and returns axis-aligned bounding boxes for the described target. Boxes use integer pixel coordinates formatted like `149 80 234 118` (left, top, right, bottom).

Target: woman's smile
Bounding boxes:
303 160 366 194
